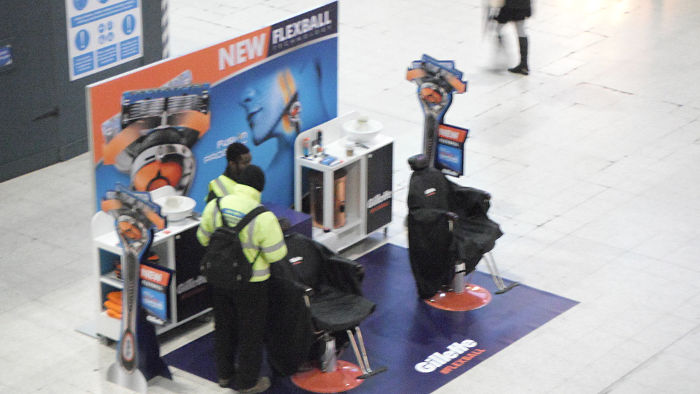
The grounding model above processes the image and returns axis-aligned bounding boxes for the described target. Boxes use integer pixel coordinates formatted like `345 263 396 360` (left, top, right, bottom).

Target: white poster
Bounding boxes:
65 0 143 81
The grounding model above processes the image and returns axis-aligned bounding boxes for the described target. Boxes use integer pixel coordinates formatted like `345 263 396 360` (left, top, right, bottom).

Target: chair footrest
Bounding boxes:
495 281 519 294
358 366 388 380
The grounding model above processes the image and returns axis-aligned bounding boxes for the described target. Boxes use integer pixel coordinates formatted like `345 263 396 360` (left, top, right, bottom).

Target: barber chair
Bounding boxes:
268 233 386 393
406 154 517 311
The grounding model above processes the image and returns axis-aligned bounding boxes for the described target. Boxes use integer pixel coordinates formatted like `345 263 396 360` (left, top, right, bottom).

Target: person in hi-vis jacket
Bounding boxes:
204 142 252 203
197 164 287 393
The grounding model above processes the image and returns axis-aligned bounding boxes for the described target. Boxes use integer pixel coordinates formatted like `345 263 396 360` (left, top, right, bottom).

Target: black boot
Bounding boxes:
508 37 529 75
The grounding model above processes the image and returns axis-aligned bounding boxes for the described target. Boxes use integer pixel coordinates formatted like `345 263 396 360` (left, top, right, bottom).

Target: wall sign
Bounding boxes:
65 0 143 81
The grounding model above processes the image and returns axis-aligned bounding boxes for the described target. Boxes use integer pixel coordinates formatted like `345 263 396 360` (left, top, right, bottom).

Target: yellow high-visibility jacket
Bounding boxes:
205 174 238 203
197 184 287 282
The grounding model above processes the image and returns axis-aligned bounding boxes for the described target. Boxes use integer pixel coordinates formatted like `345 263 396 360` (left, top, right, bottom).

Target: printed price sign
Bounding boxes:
436 123 468 177
65 0 143 81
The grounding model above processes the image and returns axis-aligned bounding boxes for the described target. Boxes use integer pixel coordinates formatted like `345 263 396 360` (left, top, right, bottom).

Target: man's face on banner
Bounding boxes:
238 59 328 147
239 68 299 146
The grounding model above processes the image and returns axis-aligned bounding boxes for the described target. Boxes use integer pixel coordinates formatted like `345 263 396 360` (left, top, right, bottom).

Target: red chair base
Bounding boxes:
425 283 492 311
291 360 364 393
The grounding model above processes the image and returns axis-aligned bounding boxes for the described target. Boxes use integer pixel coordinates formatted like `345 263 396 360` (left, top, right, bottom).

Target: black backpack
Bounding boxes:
201 199 268 290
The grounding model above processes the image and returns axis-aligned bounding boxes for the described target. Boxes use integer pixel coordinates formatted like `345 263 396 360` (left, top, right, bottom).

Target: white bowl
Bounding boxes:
154 195 196 222
342 116 382 143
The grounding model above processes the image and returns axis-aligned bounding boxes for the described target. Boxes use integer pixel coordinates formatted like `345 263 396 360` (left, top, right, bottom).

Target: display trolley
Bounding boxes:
294 112 393 252
91 210 209 342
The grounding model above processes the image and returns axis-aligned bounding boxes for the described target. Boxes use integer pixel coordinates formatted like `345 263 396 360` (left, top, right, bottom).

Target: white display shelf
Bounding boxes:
92 209 210 342
100 271 123 289
294 112 393 252
96 307 211 340
93 216 200 255
311 216 362 240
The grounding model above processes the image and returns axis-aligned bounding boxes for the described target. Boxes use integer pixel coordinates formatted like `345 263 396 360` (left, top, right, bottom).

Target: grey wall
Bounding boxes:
0 0 165 182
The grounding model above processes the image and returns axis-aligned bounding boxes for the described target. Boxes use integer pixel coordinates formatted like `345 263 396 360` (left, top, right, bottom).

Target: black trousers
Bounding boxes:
211 280 269 389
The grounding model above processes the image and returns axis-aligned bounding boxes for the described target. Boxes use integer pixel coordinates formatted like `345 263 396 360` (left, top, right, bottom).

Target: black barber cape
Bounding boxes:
267 232 365 375
448 184 503 271
407 167 455 299
407 167 503 299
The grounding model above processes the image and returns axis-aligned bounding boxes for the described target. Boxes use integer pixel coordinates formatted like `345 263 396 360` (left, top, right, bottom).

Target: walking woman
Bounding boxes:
495 0 532 75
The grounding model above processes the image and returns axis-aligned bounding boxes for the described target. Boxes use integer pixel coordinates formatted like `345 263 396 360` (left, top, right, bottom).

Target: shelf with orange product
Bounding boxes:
293 112 393 252
92 202 210 342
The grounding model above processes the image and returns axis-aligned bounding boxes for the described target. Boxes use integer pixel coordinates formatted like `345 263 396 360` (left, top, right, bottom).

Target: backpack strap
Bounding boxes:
232 205 268 264
214 201 269 264
232 205 268 233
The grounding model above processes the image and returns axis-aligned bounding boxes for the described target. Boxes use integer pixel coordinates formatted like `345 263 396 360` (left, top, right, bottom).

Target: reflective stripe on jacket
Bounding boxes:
197 184 287 282
207 175 238 200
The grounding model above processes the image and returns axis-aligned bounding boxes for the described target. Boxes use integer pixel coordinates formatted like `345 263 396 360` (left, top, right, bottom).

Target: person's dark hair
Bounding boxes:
226 142 250 163
234 164 265 192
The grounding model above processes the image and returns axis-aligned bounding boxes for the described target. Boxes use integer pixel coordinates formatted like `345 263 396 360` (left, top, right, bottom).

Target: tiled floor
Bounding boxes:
1 0 699 393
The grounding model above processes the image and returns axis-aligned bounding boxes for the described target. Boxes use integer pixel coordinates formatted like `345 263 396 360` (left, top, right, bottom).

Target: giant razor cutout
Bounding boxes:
102 185 170 392
406 55 467 167
103 84 211 196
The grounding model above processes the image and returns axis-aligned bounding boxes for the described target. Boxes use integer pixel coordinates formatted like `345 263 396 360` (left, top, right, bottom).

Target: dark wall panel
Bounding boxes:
0 0 164 182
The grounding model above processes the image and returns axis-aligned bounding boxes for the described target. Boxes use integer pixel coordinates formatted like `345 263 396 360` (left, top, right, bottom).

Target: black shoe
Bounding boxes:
240 376 271 393
218 377 232 388
510 37 529 75
508 64 529 75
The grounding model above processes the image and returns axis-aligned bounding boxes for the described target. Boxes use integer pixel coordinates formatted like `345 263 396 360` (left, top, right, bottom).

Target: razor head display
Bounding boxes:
103 85 211 195
407 55 468 167
120 85 210 129
407 55 467 94
407 54 467 116
102 185 166 249
418 82 450 116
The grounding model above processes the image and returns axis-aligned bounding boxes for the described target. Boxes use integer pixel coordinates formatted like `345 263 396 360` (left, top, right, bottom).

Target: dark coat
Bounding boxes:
407 167 503 299
497 0 532 22
407 167 454 299
505 0 531 10
266 232 367 375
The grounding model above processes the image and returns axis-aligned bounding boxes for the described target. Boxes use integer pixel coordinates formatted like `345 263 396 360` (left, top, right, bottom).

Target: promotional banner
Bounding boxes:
66 0 144 81
436 123 468 177
140 262 173 324
366 144 393 234
88 1 338 213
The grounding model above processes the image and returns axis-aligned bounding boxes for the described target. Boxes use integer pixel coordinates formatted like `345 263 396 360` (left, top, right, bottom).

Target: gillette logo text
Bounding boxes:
414 339 486 374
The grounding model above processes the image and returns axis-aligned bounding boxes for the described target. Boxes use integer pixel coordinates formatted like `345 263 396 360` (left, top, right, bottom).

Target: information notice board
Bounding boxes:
65 0 143 81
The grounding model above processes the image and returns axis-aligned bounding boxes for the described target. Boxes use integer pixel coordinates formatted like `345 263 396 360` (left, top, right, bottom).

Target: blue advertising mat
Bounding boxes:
163 244 578 392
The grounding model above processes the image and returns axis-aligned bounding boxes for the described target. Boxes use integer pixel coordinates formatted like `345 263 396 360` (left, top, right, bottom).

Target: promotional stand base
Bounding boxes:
291 360 364 393
107 364 148 393
425 284 492 311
